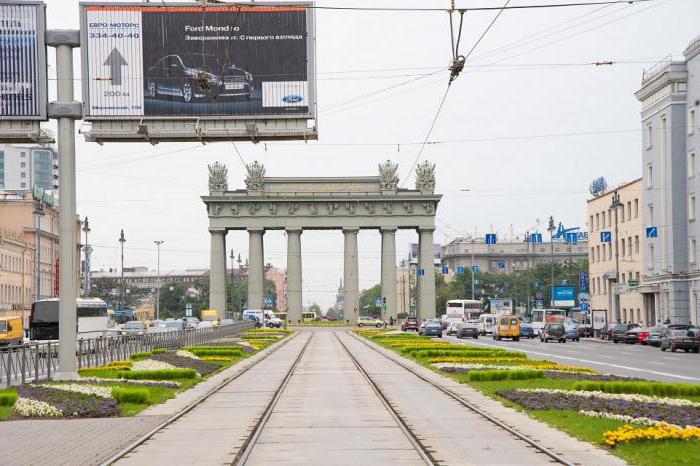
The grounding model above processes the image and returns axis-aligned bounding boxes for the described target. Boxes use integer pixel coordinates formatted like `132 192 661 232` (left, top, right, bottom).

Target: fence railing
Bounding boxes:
0 321 254 388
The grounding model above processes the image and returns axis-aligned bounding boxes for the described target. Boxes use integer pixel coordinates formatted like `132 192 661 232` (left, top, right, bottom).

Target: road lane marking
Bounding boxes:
446 337 700 382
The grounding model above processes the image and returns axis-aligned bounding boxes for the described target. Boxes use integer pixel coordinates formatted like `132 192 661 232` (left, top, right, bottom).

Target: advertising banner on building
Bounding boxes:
80 2 315 120
551 285 576 307
0 1 47 120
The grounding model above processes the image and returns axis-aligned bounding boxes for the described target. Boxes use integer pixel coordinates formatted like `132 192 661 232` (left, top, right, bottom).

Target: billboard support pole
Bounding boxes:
47 30 81 380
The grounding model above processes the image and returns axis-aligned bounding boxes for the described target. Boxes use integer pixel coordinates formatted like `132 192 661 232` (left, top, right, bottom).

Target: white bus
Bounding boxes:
443 300 483 324
29 298 116 342
529 308 566 333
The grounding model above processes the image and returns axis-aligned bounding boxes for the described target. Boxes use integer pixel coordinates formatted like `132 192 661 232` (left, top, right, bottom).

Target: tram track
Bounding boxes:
101 332 303 466
346 331 575 466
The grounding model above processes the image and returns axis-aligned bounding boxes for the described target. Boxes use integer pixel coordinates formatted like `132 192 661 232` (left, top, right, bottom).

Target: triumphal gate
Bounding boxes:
203 160 441 323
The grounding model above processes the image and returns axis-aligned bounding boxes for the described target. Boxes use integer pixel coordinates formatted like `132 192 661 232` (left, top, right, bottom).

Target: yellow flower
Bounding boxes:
603 423 700 446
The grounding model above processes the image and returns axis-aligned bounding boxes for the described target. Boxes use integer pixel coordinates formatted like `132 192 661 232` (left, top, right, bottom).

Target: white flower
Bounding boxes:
14 397 63 417
578 410 683 428
515 389 700 407
79 377 180 387
176 350 200 360
131 359 177 371
43 383 113 399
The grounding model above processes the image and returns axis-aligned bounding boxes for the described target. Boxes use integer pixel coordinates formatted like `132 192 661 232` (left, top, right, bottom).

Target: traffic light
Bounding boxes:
382 297 387 304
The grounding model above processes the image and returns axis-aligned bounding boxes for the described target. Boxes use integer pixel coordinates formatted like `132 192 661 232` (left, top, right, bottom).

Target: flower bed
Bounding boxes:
80 377 181 388
427 356 552 365
131 359 177 371
572 381 700 397
498 389 700 427
151 352 221 376
603 423 700 446
15 385 120 418
580 410 681 428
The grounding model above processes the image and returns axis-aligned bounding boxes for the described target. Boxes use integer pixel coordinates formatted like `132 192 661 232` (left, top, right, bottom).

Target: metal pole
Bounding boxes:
230 249 235 318
611 191 622 322
119 230 126 311
55 42 78 379
82 217 90 296
547 216 556 306
471 238 475 300
154 240 163 320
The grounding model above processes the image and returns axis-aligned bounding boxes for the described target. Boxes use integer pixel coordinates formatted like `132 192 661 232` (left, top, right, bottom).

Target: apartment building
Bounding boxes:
0 144 59 192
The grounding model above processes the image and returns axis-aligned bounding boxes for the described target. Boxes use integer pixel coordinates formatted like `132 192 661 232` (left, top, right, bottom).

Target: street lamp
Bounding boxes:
547 216 556 301
32 200 44 301
154 240 164 320
119 229 126 311
610 191 623 323
82 217 91 296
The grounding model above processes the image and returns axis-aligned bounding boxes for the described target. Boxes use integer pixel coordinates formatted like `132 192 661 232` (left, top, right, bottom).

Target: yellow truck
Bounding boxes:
0 316 24 346
200 309 222 326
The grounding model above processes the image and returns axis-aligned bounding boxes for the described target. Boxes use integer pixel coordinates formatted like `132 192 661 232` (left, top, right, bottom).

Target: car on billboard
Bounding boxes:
144 54 254 103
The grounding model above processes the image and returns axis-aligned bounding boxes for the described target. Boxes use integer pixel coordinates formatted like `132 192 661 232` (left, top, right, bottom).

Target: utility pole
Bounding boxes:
229 249 235 319
611 191 623 323
547 216 556 303
33 200 44 301
154 240 164 320
119 229 126 311
82 217 91 296
470 237 476 300
237 253 243 313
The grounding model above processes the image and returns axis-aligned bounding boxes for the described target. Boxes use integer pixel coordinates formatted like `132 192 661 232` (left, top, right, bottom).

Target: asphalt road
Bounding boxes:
443 333 700 383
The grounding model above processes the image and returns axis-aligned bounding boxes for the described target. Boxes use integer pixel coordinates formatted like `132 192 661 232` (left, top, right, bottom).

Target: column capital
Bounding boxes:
417 227 436 234
247 228 265 234
342 227 359 234
286 227 303 234
380 226 398 233
209 228 226 234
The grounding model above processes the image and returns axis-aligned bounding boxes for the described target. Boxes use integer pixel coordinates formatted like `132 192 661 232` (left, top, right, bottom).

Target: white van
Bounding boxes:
243 309 283 328
478 314 498 335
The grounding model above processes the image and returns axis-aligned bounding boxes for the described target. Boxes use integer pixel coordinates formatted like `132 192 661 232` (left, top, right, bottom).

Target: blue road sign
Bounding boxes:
264 296 274 305
456 266 465 274
580 302 590 312
375 298 382 306
417 268 425 276
535 299 544 308
561 279 568 285
646 226 658 238
485 233 497 245
531 233 543 243
471 265 479 273
497 261 506 270
533 281 540 289
579 271 589 293
441 266 449 274
566 232 578 244
600 231 612 243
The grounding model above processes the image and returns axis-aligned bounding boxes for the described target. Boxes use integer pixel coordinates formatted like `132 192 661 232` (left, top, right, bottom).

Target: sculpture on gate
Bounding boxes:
245 161 265 191
415 161 436 193
378 159 399 191
208 162 228 193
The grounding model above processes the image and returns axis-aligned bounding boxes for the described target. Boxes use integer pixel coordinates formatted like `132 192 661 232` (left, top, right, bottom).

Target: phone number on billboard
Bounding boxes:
89 33 140 39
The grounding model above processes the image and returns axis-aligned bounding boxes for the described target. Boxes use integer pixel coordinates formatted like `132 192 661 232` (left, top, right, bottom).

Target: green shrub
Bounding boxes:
400 345 497 355
413 349 525 359
0 390 19 407
241 335 278 340
467 369 545 382
572 381 700 397
188 348 243 357
152 348 166 355
130 352 152 361
119 369 197 380
112 387 150 404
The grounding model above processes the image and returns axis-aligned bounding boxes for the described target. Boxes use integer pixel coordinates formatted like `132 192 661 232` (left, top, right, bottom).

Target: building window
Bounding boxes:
647 164 653 188
690 152 697 178
20 162 26 168
20 182 26 188
634 199 639 218
596 245 600 262
622 273 626 284
590 247 595 262
645 123 652 149
648 204 654 226
20 151 26 158
635 235 640 254
595 213 600 230
608 243 613 260
690 194 697 221
601 211 606 227
621 239 626 257
691 238 697 264
628 237 633 256
690 108 696 135
20 172 26 178
589 215 594 231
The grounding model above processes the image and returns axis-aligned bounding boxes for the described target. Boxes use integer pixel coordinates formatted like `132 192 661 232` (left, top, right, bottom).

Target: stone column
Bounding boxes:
209 229 227 313
343 228 360 323
286 228 303 323
381 227 398 322
247 228 265 309
418 228 436 320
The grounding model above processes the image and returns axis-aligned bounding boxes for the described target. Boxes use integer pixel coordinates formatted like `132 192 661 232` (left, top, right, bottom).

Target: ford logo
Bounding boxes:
282 95 303 103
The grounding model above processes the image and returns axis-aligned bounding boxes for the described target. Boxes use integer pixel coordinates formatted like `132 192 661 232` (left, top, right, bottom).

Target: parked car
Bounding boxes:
356 316 384 328
539 323 566 343
419 320 442 338
520 322 535 339
457 323 479 339
183 317 200 329
121 320 146 336
144 54 254 103
446 321 463 336
645 325 665 347
164 320 185 331
623 326 649 344
660 327 700 353
612 323 638 343
401 316 420 332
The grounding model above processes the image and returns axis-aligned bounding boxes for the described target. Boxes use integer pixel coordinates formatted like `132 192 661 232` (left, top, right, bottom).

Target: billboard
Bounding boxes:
0 1 47 120
80 2 315 120
551 285 576 308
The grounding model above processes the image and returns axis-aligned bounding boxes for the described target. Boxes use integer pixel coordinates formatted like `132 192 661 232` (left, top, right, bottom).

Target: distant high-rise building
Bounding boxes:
0 144 59 192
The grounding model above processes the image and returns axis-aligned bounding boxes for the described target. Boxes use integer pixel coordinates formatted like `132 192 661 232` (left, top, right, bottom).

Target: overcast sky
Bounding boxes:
40 0 700 309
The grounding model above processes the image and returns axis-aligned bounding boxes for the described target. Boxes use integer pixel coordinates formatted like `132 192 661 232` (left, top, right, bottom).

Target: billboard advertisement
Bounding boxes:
592 309 607 330
551 285 576 308
0 1 47 120
80 2 315 120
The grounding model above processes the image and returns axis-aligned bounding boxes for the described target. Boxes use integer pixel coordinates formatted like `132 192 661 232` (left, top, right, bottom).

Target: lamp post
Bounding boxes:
610 191 623 323
32 200 44 301
154 240 164 320
229 249 235 319
547 216 556 303
470 237 476 300
82 217 91 296
237 253 243 313
119 229 126 311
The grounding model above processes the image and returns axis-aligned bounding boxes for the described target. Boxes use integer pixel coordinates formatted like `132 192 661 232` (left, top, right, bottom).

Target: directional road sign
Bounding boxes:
530 233 543 243
456 266 465 274
497 261 506 270
417 268 425 276
485 234 497 245
600 231 612 243
441 266 449 274
646 226 658 238
471 265 479 273
375 298 382 306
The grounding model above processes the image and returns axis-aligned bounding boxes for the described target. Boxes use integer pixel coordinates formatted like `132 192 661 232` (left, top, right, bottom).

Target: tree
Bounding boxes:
359 284 382 317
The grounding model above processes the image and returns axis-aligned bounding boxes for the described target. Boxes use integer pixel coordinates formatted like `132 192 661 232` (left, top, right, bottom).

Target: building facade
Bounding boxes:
0 226 33 324
636 35 700 325
587 179 646 324
0 144 59 192
265 266 287 312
